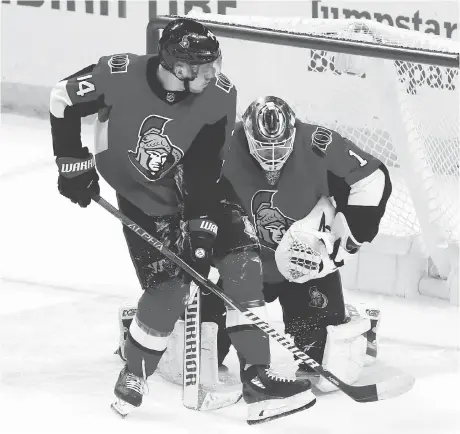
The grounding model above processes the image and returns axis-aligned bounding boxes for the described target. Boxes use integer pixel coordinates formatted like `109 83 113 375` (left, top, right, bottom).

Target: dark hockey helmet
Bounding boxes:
158 18 221 80
242 96 297 172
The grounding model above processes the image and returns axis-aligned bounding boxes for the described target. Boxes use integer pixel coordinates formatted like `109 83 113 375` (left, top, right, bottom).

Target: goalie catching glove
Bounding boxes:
275 197 361 283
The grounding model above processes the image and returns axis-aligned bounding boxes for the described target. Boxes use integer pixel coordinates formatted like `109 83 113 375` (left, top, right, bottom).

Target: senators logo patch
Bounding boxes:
128 115 183 181
251 190 295 251
309 286 328 309
312 126 333 154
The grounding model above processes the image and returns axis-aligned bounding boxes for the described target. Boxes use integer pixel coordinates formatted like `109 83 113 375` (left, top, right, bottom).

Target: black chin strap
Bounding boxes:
161 61 191 91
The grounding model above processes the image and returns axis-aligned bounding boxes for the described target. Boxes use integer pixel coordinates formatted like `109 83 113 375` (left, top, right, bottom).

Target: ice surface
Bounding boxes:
1 114 459 434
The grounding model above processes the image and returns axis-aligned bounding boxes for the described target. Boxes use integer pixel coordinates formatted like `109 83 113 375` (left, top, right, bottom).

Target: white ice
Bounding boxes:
1 114 459 434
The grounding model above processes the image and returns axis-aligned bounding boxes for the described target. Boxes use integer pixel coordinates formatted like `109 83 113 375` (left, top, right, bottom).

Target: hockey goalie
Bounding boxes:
219 95 391 392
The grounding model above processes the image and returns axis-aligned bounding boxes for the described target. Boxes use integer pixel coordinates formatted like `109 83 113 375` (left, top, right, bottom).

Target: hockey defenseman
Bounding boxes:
49 19 315 424
213 96 391 387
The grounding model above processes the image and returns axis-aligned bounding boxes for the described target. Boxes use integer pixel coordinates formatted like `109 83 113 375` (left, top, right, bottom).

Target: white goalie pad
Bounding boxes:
315 314 370 393
346 303 382 366
275 196 337 283
115 305 137 361
157 320 242 410
315 303 382 393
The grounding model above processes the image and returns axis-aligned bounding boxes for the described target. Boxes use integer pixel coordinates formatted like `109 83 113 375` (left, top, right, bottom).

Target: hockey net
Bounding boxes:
148 14 460 279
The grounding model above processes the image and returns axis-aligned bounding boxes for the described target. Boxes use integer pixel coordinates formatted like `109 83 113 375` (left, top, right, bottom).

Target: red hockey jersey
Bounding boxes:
50 54 236 218
222 120 382 283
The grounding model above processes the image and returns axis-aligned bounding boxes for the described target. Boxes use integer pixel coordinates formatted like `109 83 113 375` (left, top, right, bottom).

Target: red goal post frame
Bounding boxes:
146 15 459 67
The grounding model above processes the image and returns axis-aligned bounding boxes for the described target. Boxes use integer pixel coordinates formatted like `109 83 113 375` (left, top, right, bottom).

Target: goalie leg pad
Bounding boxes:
157 319 242 410
116 305 137 361
346 303 382 366
315 314 370 392
200 278 232 366
156 268 242 410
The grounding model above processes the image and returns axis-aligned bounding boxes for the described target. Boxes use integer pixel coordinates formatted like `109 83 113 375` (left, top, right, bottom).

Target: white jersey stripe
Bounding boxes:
129 316 170 351
49 80 72 118
348 169 385 207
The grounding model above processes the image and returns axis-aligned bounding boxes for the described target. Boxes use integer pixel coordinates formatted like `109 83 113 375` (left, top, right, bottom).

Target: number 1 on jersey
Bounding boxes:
348 149 368 167
76 75 96 97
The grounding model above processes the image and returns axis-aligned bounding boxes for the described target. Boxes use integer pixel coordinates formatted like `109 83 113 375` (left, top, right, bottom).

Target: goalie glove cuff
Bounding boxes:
329 212 362 267
188 218 219 237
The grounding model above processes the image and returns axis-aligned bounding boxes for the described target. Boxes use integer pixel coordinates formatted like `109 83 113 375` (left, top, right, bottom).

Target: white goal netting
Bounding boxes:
183 13 459 277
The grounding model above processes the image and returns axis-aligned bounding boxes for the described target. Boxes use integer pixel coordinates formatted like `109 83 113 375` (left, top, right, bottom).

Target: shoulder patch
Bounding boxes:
311 126 333 154
215 73 233 93
108 54 130 74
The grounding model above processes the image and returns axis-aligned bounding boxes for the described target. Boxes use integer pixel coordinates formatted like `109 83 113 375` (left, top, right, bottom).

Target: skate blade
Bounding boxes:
247 390 316 425
111 398 135 418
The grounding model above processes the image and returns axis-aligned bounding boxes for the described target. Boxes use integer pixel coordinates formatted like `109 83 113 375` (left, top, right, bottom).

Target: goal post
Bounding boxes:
146 14 459 300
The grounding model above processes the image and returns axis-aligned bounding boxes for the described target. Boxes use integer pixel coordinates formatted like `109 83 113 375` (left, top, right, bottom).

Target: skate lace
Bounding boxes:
125 360 149 395
125 373 149 395
265 367 295 383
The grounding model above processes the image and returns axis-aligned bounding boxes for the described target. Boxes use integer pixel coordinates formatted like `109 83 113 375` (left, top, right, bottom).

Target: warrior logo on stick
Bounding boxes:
128 115 183 181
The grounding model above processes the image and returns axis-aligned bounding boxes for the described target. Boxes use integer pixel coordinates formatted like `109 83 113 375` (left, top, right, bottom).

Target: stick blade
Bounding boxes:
350 373 415 403
375 372 416 401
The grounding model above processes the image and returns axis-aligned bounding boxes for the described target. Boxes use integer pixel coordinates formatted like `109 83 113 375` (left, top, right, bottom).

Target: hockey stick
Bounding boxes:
183 282 201 409
93 195 414 403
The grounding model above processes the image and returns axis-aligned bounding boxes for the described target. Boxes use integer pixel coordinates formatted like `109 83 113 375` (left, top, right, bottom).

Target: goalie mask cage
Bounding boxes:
147 14 459 299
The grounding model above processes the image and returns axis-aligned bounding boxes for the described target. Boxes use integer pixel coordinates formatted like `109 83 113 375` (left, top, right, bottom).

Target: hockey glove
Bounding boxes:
185 218 218 280
327 212 362 268
56 147 100 208
275 197 336 283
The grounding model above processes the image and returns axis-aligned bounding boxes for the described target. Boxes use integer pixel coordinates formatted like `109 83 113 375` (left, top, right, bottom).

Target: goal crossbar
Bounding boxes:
147 15 459 68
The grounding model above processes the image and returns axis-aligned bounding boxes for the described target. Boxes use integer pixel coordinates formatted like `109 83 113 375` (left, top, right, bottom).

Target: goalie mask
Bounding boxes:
158 18 222 86
242 96 296 184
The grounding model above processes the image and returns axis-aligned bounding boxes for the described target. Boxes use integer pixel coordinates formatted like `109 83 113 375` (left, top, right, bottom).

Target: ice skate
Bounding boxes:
111 365 148 418
241 364 316 425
